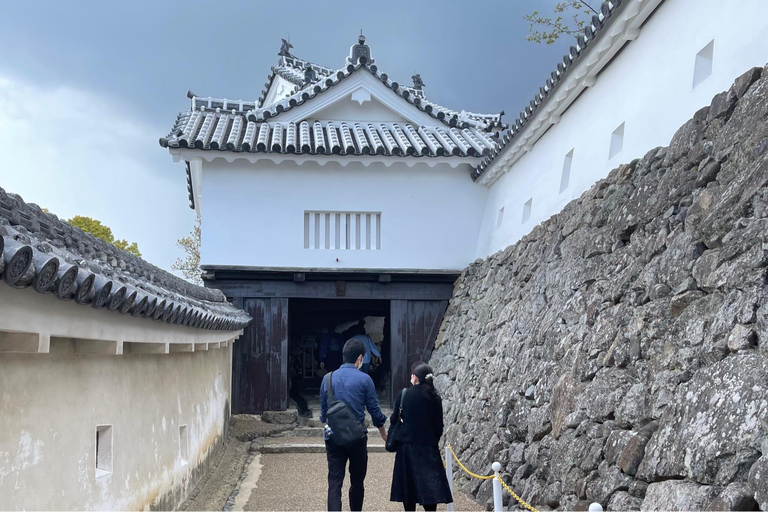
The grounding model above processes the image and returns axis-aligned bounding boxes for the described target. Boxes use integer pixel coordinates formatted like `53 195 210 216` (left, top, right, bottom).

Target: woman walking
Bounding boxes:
390 362 453 511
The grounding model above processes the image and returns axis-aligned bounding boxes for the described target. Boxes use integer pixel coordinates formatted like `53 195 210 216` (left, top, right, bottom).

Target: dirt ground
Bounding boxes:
244 452 482 512
179 437 251 511
180 416 482 512
179 416 294 511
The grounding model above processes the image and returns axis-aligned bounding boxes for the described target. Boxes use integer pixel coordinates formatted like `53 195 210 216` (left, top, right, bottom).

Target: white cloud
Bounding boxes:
0 73 194 274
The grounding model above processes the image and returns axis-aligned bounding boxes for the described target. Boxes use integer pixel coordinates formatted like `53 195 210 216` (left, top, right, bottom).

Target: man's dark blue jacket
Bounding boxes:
320 363 387 428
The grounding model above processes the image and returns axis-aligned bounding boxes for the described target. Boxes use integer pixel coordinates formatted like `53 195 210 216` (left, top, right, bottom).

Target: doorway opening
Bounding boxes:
288 298 391 416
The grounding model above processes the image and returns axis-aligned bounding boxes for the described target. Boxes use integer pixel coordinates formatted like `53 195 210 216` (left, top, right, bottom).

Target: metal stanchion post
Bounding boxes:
446 446 454 512
492 462 503 512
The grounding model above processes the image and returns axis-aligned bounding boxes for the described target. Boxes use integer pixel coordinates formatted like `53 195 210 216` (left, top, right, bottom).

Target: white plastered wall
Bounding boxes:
199 157 488 271
0 283 240 510
476 0 768 258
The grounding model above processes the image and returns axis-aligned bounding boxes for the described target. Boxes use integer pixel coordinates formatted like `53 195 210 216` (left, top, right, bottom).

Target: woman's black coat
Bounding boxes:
389 383 453 505
391 384 444 446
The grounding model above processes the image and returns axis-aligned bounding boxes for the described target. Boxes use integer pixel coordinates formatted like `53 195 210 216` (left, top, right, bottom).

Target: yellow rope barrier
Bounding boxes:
447 445 494 480
496 475 539 512
445 444 539 512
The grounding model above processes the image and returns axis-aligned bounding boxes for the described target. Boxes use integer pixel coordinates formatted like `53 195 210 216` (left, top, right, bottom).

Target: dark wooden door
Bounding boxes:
390 299 448 402
232 298 288 413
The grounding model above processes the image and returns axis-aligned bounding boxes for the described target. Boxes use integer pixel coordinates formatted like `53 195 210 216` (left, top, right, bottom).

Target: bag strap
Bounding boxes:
325 372 336 402
398 388 406 423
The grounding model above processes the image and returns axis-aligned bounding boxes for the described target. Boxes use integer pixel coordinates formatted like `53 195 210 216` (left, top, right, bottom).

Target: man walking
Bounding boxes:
349 320 381 374
320 338 388 511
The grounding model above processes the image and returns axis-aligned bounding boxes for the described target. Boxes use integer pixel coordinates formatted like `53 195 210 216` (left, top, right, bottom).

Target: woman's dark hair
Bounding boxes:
343 338 366 364
411 362 440 399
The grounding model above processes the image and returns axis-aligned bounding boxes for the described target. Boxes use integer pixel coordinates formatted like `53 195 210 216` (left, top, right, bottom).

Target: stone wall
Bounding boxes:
431 65 768 511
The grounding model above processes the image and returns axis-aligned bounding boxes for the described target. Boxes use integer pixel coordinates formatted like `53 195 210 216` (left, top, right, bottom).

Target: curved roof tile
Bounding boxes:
0 187 251 331
161 117 496 159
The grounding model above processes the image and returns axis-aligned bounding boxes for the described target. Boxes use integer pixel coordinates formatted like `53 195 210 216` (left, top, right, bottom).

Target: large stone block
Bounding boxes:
641 481 719 511
261 410 298 424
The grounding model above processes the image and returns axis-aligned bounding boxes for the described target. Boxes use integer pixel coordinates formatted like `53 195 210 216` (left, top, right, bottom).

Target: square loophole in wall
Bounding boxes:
179 425 189 465
560 149 574 193
95 425 113 478
693 39 714 89
609 122 625 160
522 198 532 224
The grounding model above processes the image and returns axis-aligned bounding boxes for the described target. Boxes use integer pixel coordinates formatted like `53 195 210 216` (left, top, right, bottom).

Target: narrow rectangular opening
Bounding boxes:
96 425 113 478
693 39 714 89
313 213 320 249
345 214 351 249
355 214 361 250
179 425 189 465
0 331 40 353
324 213 331 249
303 213 310 249
169 343 194 353
609 122 625 160
522 198 532 224
334 214 341 250
124 342 167 354
497 207 505 228
560 149 574 193
365 214 372 250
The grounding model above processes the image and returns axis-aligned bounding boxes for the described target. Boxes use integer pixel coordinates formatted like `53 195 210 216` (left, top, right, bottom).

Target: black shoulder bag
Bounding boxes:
385 388 407 453
324 372 368 446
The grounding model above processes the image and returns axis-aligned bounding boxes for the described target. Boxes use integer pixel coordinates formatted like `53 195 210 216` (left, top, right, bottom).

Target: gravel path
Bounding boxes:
243 452 482 511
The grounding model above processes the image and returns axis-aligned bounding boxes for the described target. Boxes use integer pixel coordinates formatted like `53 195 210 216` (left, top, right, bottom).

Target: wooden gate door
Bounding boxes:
390 299 448 402
232 298 288 413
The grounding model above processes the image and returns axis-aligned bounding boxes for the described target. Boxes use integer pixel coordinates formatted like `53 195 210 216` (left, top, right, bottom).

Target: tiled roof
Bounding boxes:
171 38 506 141
258 55 337 107
0 187 251 331
472 0 626 180
160 115 498 158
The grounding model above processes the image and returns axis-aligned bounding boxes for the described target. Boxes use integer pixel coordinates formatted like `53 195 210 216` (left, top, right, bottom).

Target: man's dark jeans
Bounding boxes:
326 436 368 511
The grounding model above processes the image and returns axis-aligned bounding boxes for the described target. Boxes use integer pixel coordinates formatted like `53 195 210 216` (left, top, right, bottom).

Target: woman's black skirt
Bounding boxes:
390 442 453 505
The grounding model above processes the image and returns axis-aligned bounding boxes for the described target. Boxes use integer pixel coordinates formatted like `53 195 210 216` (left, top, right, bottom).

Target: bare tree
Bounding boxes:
524 1 599 45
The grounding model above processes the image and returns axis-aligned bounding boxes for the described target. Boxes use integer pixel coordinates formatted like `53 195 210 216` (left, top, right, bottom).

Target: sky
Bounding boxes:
0 0 574 275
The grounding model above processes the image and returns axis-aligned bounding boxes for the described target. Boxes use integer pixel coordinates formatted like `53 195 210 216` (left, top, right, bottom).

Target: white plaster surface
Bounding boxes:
476 0 768 258
0 345 232 510
201 158 486 270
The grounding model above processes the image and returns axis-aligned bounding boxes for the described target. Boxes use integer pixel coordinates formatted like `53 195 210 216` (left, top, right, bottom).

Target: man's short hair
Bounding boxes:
343 338 366 364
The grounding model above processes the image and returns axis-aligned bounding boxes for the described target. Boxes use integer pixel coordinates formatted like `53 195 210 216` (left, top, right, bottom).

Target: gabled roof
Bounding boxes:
0 187 251 331
472 0 629 181
163 35 506 157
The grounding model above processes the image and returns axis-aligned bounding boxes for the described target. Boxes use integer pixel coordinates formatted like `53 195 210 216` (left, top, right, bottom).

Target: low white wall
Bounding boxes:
0 346 232 511
0 284 238 510
201 158 487 271
476 0 768 258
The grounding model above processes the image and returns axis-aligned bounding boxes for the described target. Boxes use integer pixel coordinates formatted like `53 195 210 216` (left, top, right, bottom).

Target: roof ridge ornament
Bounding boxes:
411 73 425 99
303 62 317 85
347 32 374 66
278 38 295 58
